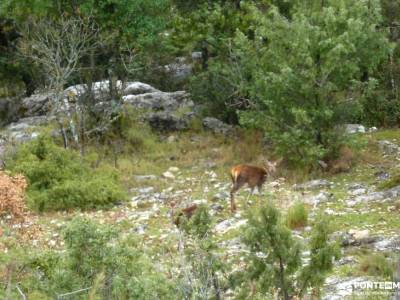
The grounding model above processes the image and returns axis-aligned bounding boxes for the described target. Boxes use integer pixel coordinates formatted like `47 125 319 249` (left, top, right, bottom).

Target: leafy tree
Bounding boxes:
0 0 172 92
360 0 400 126
238 203 339 299
228 0 390 166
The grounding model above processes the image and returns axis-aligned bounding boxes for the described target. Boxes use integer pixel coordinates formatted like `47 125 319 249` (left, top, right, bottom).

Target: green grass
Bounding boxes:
358 253 394 278
286 201 308 229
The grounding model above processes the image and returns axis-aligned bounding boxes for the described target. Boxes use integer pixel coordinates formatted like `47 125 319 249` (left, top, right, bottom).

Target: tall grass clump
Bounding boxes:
6 136 126 212
286 201 308 229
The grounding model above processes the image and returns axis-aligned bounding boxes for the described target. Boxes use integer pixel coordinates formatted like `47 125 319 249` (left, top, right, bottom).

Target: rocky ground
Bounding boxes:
1 82 400 299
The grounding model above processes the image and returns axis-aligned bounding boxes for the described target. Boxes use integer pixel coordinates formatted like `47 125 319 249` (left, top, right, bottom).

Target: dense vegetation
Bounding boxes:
1 0 400 299
6 136 127 211
0 0 399 167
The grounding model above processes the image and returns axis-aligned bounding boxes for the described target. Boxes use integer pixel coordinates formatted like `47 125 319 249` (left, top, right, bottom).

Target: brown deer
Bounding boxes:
169 201 198 226
230 159 281 212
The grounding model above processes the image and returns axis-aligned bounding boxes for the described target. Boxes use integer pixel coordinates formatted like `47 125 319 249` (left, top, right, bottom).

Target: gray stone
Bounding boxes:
64 80 125 101
202 117 233 136
378 140 400 155
166 135 177 143
212 191 230 201
123 82 159 95
340 229 380 246
304 191 334 207
369 126 378 132
162 171 175 180
133 175 157 181
138 187 155 194
210 203 224 212
133 224 148 235
21 92 53 117
323 276 370 300
335 256 357 266
352 185 400 203
5 116 50 142
374 236 400 251
168 166 179 173
146 111 190 131
191 51 202 60
375 170 390 181
348 188 367 196
344 124 366 134
293 179 332 191
123 91 193 111
214 218 247 234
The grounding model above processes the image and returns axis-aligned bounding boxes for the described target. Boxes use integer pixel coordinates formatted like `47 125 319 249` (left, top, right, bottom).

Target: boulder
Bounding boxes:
164 56 193 80
340 229 380 246
344 124 366 134
146 111 191 131
123 91 193 111
5 116 50 142
64 80 125 100
374 236 400 251
202 117 234 135
123 82 159 95
351 185 400 203
378 140 400 155
20 92 53 117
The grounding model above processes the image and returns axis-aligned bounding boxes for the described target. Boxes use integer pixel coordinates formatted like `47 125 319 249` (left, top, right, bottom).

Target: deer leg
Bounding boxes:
246 187 254 202
230 181 245 212
257 184 263 195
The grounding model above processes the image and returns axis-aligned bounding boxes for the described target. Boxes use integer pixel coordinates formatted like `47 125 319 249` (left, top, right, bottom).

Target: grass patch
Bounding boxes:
286 201 308 229
358 253 393 279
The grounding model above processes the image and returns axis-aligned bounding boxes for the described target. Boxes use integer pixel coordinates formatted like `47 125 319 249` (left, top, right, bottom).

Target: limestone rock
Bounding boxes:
293 179 332 191
202 117 233 136
162 171 175 180
123 82 159 95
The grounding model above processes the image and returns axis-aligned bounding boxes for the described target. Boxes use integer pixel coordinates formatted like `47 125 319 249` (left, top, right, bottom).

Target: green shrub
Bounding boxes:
359 253 393 279
26 217 176 299
180 204 212 239
286 201 308 229
6 136 127 211
239 203 339 299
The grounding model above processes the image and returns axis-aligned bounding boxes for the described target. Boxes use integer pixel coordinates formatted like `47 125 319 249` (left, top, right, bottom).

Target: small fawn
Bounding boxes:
230 159 281 212
169 201 198 226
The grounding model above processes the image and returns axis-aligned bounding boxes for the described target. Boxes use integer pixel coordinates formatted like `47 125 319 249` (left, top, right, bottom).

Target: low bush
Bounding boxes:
26 217 176 299
6 136 126 211
286 201 308 229
359 253 393 278
239 203 339 299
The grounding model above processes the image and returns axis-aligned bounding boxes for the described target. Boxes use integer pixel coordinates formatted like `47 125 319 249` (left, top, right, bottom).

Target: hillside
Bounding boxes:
1 97 400 298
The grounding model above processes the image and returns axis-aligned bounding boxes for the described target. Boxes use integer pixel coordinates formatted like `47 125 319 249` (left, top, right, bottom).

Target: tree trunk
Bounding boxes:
279 257 290 300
